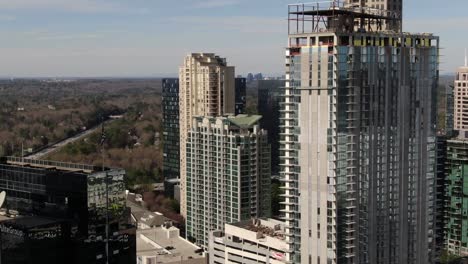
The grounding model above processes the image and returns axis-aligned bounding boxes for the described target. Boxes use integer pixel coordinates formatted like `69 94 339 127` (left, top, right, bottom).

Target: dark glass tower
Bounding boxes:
235 78 247 115
162 78 180 197
0 157 136 264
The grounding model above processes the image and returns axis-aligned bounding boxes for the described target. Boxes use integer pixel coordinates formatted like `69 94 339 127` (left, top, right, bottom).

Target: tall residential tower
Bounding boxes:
185 115 271 248
445 56 468 257
453 60 468 138
179 53 235 218
282 2 438 263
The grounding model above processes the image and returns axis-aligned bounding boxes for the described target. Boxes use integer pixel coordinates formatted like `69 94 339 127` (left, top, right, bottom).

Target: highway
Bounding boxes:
25 119 116 160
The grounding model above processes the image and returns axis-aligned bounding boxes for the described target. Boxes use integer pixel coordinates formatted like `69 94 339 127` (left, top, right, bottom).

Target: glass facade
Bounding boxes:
446 139 468 256
0 157 136 264
235 78 247 115
162 78 180 196
258 80 283 176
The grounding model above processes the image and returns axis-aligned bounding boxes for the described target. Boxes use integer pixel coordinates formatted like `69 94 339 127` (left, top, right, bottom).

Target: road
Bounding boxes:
25 119 116 160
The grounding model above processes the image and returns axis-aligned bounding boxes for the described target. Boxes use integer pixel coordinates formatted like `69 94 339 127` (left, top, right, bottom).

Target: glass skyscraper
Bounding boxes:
258 80 283 176
162 78 180 197
282 2 439 263
235 78 247 115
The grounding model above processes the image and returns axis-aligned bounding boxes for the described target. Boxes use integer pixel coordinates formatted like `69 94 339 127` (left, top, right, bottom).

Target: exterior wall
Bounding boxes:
283 33 439 264
185 116 270 248
163 78 180 195
446 139 468 257
179 53 236 218
297 45 335 264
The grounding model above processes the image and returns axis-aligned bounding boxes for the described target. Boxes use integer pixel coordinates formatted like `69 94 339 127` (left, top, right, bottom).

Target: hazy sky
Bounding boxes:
0 0 466 77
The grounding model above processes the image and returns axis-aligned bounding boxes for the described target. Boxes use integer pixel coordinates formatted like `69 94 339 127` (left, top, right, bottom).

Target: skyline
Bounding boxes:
0 0 467 77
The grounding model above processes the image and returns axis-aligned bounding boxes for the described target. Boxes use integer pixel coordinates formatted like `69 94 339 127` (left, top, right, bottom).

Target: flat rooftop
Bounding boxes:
137 227 205 263
230 218 286 241
0 213 62 229
2 156 111 174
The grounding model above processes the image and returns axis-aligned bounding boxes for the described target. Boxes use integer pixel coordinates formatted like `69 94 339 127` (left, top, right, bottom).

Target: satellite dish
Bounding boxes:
0 191 6 208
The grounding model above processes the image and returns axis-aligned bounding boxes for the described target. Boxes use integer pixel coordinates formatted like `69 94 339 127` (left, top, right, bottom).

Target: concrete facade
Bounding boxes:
179 53 236 218
208 219 288 264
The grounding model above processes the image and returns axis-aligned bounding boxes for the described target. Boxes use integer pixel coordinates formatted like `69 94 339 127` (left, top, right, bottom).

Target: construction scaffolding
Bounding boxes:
288 1 402 35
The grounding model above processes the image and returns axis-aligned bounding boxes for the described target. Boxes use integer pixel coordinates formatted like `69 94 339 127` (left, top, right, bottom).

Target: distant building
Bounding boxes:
179 53 236 219
247 73 254 83
257 80 283 176
0 157 136 264
186 115 271 248
209 219 288 264
162 78 180 197
235 78 247 115
447 84 455 136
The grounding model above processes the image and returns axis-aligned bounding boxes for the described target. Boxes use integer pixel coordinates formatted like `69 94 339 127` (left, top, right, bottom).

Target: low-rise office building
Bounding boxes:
0 157 136 264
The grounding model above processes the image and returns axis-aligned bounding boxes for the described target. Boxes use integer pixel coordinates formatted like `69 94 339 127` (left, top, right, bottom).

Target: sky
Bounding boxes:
0 0 466 77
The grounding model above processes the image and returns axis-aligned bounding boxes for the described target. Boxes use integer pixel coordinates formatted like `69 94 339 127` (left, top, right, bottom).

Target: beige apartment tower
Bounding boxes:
179 53 235 218
454 59 468 138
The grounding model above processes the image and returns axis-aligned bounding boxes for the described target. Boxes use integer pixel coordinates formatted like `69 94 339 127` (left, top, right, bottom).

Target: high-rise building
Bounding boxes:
179 53 236 218
445 139 468 257
0 157 136 264
235 78 247 115
162 78 180 197
282 2 439 263
454 61 468 138
186 115 271 248
444 57 468 258
257 80 283 176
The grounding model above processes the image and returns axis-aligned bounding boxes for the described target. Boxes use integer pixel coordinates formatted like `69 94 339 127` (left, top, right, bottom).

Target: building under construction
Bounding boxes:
281 1 439 263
